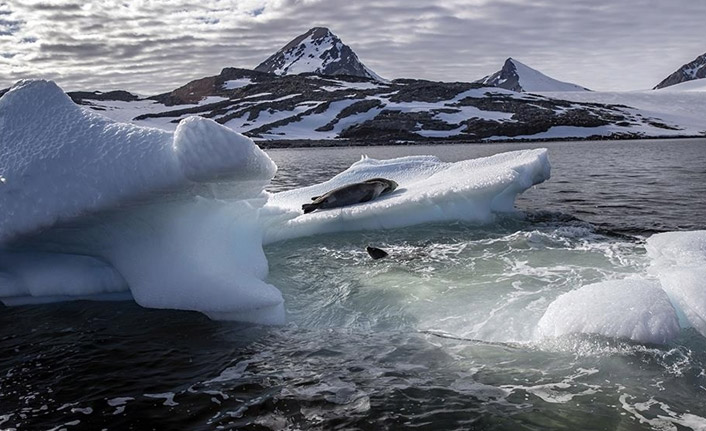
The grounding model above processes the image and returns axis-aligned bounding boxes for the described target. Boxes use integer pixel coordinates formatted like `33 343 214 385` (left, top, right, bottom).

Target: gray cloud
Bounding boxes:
1 0 705 94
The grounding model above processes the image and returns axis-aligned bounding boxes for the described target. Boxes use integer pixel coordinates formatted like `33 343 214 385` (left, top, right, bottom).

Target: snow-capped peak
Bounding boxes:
653 52 706 90
254 27 384 81
476 58 590 92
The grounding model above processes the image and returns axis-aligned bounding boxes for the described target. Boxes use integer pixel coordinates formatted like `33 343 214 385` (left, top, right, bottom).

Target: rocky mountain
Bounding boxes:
476 58 590 93
9 28 700 146
254 27 384 81
72 67 683 146
653 52 706 89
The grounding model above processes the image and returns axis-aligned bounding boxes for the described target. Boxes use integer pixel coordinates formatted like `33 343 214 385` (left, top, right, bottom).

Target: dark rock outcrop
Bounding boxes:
68 90 139 105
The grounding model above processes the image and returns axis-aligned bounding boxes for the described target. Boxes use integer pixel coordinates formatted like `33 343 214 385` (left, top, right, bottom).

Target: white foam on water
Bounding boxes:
619 394 706 430
144 392 178 407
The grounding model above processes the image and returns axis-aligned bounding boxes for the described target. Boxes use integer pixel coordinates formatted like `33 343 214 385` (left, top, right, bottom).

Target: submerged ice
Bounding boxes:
0 80 551 324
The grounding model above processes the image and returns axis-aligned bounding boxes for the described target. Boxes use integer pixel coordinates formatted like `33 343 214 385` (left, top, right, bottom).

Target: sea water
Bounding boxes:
1 138 706 430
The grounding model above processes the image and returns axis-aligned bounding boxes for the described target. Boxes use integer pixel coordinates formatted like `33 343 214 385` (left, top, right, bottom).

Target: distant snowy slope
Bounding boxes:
654 52 706 89
539 88 706 137
255 27 384 81
477 58 589 93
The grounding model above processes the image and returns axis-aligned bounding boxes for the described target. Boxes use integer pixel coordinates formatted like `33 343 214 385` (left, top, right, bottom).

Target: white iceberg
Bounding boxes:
1 80 283 324
0 80 551 324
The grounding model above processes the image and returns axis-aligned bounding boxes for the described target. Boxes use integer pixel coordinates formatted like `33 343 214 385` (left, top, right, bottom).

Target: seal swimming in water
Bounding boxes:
366 246 389 260
302 178 398 214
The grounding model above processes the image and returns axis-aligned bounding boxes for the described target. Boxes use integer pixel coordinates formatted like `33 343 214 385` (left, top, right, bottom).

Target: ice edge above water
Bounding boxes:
0 80 550 325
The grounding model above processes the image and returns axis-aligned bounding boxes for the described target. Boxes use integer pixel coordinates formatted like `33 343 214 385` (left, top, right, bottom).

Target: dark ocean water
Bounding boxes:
2 138 706 430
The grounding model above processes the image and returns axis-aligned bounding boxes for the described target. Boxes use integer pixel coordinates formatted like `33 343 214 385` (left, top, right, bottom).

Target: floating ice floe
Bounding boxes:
262 149 550 243
0 80 552 324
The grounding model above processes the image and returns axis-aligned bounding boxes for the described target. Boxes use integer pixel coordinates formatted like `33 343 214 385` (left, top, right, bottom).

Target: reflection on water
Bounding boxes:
2 138 706 430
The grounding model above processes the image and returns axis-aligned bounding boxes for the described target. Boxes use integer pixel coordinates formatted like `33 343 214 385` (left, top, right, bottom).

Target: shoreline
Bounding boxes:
255 134 706 149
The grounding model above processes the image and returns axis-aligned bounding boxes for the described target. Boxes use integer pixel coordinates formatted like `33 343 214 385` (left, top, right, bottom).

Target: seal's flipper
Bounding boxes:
311 196 320 201
302 203 318 214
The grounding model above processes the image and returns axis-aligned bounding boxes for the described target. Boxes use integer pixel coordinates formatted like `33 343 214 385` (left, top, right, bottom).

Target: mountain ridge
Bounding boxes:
654 53 706 89
4 30 705 145
254 27 383 82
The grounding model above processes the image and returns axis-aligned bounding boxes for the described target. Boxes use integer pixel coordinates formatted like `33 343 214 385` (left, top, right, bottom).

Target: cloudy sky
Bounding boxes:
1 0 704 94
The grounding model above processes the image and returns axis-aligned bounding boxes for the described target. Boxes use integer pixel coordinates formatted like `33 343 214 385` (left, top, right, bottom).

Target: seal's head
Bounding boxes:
366 246 389 260
364 178 398 194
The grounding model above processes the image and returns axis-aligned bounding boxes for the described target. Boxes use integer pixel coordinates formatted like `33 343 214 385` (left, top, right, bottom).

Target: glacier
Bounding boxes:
0 80 551 324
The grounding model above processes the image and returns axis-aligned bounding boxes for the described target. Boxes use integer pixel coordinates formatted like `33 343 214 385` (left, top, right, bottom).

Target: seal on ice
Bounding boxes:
302 178 398 214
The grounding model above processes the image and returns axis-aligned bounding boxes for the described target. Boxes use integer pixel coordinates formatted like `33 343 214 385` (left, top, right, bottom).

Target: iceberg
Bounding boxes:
0 80 551 324
536 279 680 344
1 80 283 324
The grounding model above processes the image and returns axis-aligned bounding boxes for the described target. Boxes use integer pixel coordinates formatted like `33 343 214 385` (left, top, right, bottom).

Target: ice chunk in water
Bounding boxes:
536 279 680 344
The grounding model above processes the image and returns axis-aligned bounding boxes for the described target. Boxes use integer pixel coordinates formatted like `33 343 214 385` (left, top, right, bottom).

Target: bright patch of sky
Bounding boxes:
0 0 704 93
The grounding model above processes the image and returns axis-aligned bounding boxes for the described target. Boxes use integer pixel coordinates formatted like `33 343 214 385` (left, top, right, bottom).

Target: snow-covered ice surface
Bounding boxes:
0 80 282 324
0 80 551 324
533 230 706 344
263 149 550 243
